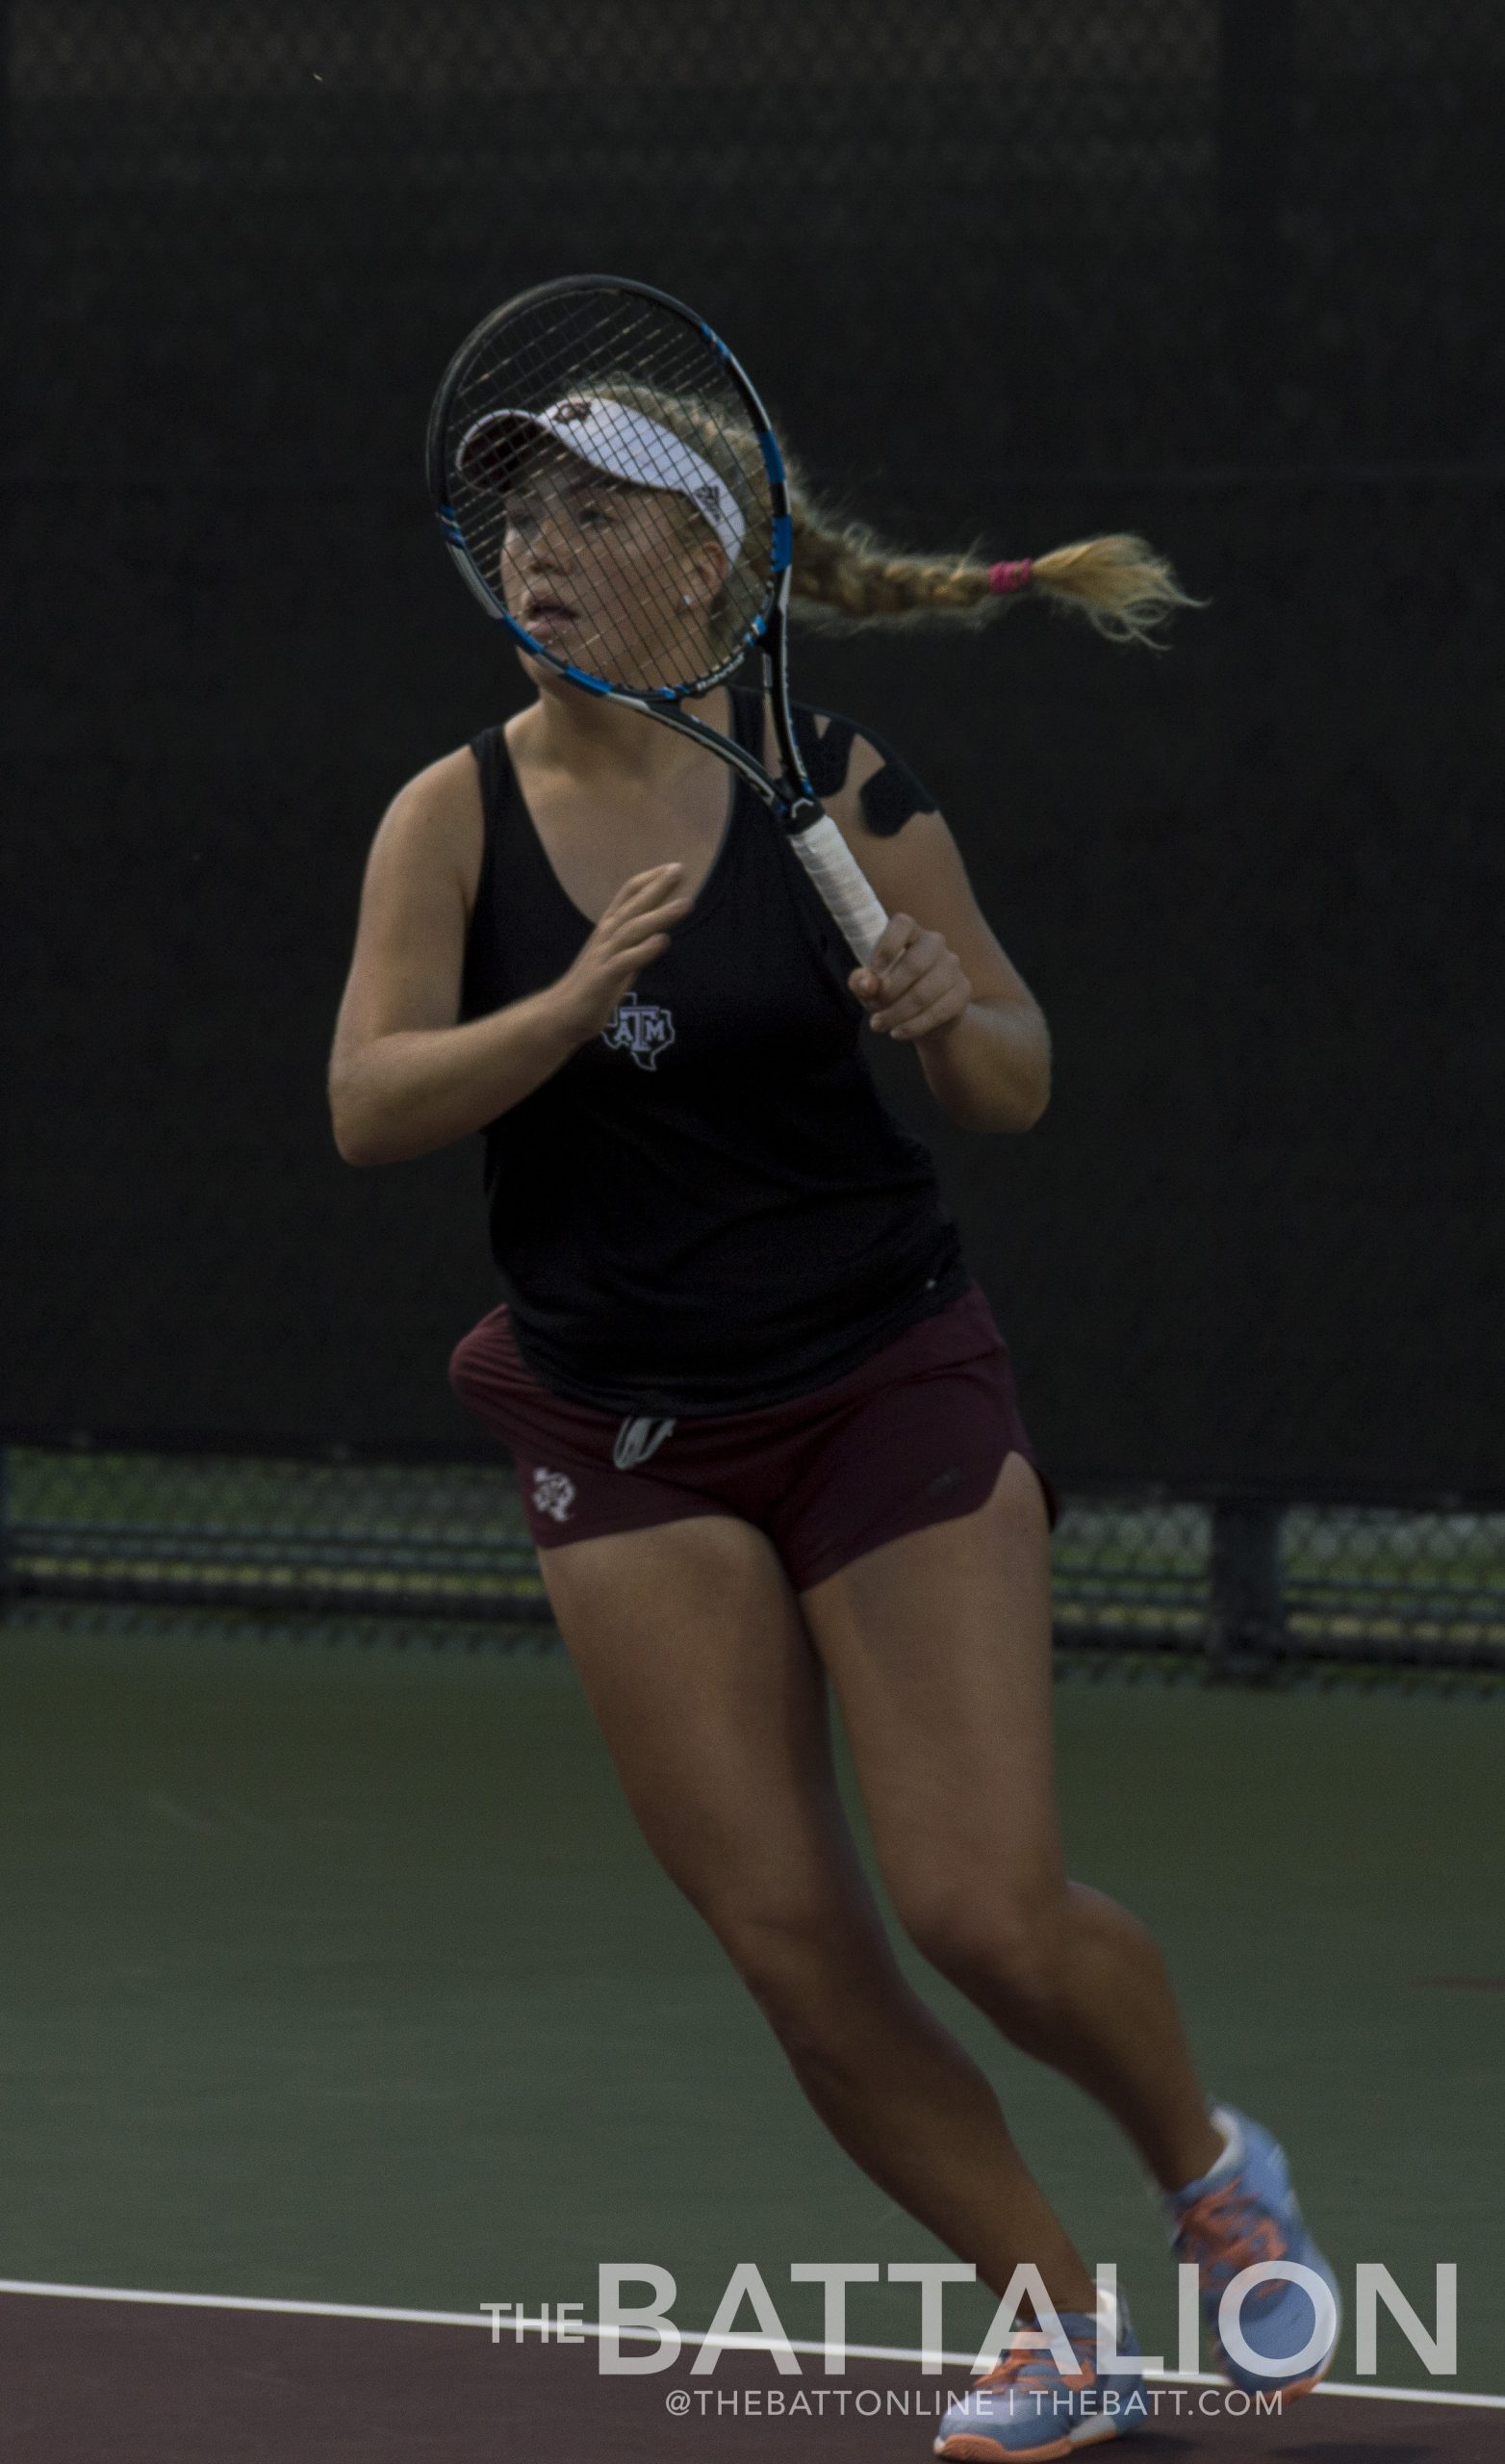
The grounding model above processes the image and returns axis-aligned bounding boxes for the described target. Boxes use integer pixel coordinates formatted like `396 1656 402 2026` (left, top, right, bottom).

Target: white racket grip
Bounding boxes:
788 814 889 965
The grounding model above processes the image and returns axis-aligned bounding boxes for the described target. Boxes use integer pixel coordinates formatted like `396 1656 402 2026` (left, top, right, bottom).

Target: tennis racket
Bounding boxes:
425 273 889 964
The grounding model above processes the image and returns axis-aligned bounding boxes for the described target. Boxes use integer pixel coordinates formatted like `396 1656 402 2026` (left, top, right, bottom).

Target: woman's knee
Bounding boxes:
896 1876 1074 2024
716 1900 886 2060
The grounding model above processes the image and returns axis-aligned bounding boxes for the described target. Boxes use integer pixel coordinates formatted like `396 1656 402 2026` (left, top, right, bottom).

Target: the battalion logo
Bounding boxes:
531 1467 576 1524
612 1415 677 1471
602 993 676 1071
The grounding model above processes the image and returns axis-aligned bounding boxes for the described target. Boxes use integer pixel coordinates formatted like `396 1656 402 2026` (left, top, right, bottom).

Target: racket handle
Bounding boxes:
787 814 889 965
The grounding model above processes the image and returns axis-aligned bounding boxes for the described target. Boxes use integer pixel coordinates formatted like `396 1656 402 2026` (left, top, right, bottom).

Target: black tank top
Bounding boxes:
461 686 968 1415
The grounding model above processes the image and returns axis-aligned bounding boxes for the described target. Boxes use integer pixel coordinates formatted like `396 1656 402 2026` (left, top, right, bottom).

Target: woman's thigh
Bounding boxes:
536 1512 892 1962
797 1452 1064 1932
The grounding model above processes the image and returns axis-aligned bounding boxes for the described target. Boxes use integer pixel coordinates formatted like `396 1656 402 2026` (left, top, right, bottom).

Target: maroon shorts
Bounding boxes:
448 1284 1055 1593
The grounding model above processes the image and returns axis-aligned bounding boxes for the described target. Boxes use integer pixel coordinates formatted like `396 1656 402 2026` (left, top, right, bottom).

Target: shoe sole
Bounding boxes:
935 2416 1137 2460
1212 2287 1342 2408
1213 2348 1335 2408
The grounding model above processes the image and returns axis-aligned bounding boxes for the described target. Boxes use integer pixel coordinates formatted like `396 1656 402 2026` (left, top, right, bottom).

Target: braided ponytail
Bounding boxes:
558 386 1196 650
786 478 1197 649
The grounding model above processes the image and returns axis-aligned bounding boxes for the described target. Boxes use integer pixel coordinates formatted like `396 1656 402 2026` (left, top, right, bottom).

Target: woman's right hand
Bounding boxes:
331 764 696 1167
549 865 692 1042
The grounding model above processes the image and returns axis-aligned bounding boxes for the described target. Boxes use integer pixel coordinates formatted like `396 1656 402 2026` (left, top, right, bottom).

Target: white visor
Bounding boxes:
455 396 746 572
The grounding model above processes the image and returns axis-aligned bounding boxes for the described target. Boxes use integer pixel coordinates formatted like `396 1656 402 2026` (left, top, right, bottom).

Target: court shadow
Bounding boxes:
1123 2440 1441 2463
1275 2446 1437 2462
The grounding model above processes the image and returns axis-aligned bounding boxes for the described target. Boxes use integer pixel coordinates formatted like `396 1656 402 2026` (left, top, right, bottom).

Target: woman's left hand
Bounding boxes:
849 915 972 1042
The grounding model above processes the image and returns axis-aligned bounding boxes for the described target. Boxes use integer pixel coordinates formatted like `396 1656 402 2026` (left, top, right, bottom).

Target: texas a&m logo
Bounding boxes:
530 1468 575 1524
602 993 676 1071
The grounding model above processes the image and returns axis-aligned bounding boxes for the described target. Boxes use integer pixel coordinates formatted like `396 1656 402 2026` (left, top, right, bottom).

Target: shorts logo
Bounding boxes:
531 1467 576 1523
602 993 676 1070
612 1415 676 1471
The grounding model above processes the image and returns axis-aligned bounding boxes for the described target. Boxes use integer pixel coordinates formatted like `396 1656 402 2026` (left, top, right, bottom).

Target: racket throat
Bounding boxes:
778 787 826 836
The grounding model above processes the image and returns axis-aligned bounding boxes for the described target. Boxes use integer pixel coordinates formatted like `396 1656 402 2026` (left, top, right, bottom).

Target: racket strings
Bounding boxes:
452 306 752 666
438 287 775 695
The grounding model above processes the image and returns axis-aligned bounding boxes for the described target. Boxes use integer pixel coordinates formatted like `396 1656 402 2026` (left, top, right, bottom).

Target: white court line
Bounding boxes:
1 2278 1501 2412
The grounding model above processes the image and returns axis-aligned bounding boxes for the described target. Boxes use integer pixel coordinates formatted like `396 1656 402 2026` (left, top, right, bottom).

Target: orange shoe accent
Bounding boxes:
934 2429 1132 2462
934 2435 1075 2462
934 2339 1104 2459
1178 2179 1287 2277
973 2346 1094 2398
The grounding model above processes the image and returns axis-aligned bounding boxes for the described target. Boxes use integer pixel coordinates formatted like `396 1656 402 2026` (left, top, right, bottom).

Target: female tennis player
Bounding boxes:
328 438 1339 2457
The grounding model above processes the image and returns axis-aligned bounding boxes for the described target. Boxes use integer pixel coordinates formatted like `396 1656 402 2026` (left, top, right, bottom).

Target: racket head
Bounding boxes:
426 275 793 704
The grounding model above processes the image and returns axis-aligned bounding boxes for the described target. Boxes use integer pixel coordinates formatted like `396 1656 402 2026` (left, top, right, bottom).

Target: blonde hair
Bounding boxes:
560 376 774 670
566 382 1195 654
786 473 1197 649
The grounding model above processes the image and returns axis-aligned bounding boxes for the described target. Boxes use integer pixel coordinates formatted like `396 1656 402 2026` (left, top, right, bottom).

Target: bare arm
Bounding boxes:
817 733 1051 1135
327 750 691 1167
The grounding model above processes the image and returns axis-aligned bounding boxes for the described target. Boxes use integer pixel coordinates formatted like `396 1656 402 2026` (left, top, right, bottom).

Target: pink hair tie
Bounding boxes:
988 557 1034 595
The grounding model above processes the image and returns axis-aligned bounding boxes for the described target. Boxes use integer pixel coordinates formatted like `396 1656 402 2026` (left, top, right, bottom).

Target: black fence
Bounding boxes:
5 1447 1505 1679
5 5 1502 1666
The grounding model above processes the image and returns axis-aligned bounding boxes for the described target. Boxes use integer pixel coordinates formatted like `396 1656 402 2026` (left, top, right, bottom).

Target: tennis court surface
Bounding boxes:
2 1620 1500 2456
2 2284 1502 2461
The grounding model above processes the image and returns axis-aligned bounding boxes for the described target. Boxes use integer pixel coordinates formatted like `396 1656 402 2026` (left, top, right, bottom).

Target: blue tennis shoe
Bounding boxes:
1166 2105 1339 2400
933 2299 1149 2458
